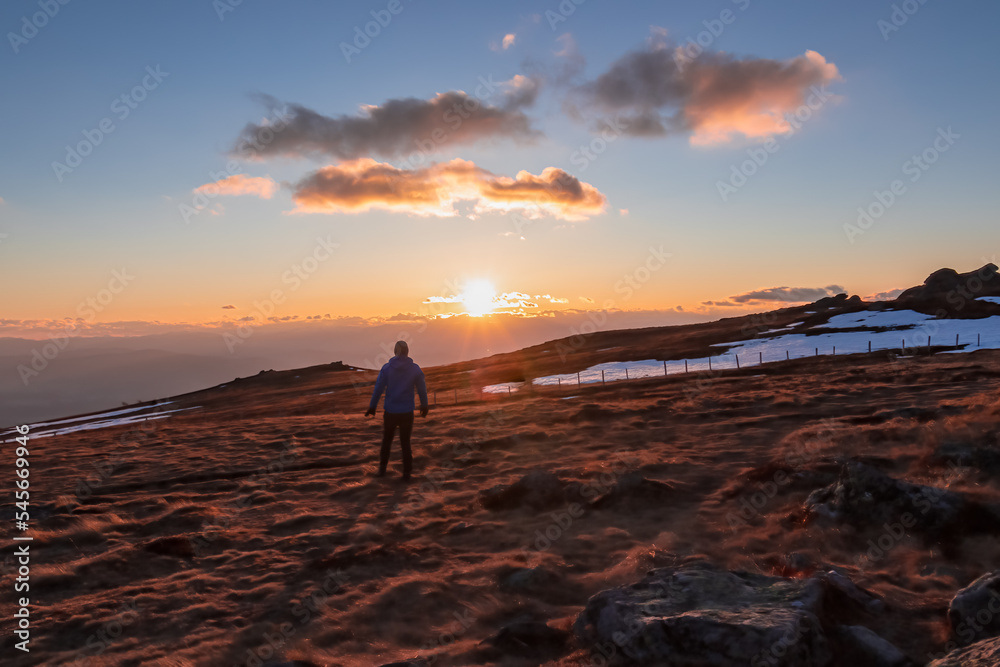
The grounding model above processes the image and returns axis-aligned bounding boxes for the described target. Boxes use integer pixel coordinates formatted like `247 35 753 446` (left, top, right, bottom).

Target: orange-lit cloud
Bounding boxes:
291 158 607 221
571 41 841 145
194 174 278 199
502 33 516 49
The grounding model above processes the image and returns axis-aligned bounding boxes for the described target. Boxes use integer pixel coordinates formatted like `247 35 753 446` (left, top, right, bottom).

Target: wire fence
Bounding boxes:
427 331 993 404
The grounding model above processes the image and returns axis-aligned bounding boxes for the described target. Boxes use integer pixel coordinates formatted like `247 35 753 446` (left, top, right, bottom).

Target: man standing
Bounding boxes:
365 340 429 480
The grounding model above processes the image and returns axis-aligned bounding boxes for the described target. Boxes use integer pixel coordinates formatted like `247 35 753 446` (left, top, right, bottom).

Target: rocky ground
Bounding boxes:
3 342 1000 665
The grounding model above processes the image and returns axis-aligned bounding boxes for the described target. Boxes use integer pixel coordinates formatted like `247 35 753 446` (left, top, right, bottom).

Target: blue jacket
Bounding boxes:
369 355 428 414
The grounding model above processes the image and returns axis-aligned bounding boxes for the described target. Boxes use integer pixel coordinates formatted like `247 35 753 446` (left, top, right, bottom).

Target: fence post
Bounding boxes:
625 368 629 380
663 360 667 376
833 346 836 355
708 357 712 371
868 341 871 353
558 377 561 386
928 335 931 351
956 334 959 347
601 370 605 385
786 350 789 361
759 351 762 365
815 347 818 357
577 371 581 385
735 354 740 369
507 386 511 396
684 360 688 373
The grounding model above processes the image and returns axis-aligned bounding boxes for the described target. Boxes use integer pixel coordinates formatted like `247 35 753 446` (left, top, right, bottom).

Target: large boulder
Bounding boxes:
574 560 894 666
833 625 911 667
804 461 990 538
928 636 1000 666
894 264 1000 316
949 571 1000 644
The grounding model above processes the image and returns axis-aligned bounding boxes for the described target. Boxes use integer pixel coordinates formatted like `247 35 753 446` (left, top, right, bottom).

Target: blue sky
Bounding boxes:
2 0 998 332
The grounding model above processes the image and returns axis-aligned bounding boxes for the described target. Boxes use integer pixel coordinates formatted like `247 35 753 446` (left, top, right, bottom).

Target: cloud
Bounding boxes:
222 305 236 309
291 158 607 221
701 300 743 307
0 197 5 205
535 294 569 304
491 33 517 51
619 208 629 216
568 38 841 145
194 174 278 199
729 285 846 304
234 82 541 161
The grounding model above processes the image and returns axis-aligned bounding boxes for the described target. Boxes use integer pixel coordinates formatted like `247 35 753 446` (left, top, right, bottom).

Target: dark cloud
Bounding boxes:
235 79 541 161
729 285 846 303
568 38 841 145
222 305 236 309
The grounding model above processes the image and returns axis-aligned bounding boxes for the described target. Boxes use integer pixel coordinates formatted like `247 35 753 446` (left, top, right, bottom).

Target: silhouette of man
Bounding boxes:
365 340 428 480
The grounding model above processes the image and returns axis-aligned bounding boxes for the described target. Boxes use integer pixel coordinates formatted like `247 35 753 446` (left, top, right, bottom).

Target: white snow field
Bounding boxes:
482 309 1000 393
1 403 199 441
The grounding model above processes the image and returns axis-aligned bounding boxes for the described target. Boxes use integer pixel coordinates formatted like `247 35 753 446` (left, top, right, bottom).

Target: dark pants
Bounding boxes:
381 411 414 477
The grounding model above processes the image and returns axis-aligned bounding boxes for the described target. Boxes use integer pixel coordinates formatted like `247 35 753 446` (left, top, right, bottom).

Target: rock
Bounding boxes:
894 264 1000 316
574 560 833 666
834 625 911 666
591 472 676 509
928 636 1000 666
822 570 885 614
485 621 570 659
480 469 566 511
949 571 1000 643
804 461 976 537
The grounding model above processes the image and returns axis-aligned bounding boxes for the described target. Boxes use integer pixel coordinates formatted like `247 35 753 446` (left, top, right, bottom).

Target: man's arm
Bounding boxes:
367 368 387 415
416 369 429 416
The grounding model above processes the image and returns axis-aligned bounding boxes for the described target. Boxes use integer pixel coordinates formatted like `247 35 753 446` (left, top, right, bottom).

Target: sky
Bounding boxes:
2 0 999 341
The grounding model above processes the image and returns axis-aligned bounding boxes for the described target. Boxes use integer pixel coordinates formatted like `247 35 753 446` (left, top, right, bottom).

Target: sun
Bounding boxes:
461 279 497 317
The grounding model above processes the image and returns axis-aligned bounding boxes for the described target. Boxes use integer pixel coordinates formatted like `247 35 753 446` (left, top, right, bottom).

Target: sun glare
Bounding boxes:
461 280 497 316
